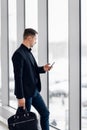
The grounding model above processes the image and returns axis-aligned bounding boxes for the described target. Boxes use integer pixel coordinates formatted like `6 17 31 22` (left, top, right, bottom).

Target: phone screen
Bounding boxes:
51 62 55 67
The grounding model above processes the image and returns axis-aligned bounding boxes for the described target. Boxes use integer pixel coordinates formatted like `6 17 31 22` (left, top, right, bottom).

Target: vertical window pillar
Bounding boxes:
38 0 48 106
17 0 25 45
69 0 81 130
1 0 9 105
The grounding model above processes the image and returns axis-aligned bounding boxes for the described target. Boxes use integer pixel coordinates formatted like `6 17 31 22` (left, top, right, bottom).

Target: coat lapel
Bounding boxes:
24 50 36 67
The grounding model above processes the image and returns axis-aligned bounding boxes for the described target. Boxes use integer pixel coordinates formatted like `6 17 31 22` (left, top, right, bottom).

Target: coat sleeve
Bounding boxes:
38 66 46 73
12 52 24 99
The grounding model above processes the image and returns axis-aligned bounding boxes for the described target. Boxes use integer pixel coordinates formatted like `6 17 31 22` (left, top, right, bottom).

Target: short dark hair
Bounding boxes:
23 28 38 39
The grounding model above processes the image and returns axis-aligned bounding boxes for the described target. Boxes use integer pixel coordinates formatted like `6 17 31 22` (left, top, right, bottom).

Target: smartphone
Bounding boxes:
51 62 55 67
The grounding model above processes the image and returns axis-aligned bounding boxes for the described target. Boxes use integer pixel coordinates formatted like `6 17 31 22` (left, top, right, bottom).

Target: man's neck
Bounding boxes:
22 41 31 49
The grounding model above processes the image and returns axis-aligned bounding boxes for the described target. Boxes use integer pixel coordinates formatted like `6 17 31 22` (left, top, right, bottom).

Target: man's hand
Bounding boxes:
43 64 52 72
18 98 25 109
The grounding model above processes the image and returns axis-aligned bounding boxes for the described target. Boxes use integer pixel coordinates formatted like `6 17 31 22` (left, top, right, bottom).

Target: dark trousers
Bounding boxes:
26 89 50 130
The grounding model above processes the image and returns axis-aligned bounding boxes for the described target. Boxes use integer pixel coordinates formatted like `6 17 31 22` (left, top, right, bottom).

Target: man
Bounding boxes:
12 28 52 130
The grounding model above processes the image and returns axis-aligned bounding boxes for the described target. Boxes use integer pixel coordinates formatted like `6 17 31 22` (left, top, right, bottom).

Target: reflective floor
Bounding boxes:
0 122 8 130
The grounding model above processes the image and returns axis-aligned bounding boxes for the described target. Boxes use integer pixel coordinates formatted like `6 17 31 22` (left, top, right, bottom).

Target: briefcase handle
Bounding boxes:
16 107 29 117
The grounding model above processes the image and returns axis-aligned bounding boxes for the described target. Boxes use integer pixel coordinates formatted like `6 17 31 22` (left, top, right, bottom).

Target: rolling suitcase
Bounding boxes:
8 107 38 130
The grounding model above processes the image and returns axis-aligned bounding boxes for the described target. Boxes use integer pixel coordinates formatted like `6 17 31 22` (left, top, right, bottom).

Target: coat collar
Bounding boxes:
21 44 32 52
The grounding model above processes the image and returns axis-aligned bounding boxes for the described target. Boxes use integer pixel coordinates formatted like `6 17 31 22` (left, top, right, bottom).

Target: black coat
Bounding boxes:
12 44 45 99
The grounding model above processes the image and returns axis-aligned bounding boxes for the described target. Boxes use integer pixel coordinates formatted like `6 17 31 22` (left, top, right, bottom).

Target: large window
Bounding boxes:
8 0 17 108
48 0 68 130
81 0 87 130
8 0 38 109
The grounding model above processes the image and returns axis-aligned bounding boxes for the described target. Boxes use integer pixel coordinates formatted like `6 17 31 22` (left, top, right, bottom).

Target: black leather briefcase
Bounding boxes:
7 107 38 130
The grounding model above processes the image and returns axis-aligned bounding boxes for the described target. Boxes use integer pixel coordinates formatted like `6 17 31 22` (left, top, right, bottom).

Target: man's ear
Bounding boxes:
27 36 32 40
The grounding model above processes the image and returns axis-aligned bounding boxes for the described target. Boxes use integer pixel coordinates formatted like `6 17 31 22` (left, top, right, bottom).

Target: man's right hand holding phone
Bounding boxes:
43 62 55 72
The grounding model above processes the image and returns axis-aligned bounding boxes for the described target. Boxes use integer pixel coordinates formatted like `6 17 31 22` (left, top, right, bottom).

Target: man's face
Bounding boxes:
27 35 37 47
